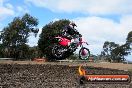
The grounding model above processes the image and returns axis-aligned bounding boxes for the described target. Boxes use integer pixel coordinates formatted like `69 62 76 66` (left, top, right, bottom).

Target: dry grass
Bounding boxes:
0 60 132 70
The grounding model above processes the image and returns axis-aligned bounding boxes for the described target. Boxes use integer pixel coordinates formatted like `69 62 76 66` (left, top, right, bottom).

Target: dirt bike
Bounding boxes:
51 35 90 60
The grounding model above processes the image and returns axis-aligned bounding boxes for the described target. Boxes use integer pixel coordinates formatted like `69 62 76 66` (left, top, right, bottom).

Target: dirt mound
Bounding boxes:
0 64 131 88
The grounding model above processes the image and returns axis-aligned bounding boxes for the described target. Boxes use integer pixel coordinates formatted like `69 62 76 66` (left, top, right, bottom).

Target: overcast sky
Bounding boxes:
0 0 132 61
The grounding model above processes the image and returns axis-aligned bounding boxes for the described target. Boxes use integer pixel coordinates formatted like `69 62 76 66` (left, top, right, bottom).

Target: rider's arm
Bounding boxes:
61 26 67 36
73 28 82 37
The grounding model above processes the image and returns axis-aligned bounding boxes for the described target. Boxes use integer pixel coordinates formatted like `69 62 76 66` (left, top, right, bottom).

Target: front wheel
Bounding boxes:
79 47 90 60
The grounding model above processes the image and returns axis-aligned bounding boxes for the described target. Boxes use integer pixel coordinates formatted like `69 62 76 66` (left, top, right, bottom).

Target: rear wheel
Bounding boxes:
46 44 75 60
79 47 90 60
51 44 65 60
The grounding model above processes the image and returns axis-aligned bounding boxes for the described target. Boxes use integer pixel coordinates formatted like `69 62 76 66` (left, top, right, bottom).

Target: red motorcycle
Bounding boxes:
51 35 90 60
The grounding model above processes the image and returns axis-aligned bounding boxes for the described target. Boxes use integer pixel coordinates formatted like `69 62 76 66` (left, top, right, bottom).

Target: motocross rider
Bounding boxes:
62 21 82 47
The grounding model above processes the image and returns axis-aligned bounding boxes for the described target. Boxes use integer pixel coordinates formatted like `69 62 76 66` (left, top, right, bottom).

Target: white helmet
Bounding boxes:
69 21 77 28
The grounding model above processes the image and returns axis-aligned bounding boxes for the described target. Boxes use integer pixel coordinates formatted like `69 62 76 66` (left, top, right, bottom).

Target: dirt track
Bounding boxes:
0 61 132 88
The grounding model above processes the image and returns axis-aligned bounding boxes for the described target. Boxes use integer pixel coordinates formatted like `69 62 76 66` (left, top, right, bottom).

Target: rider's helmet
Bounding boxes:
69 21 77 29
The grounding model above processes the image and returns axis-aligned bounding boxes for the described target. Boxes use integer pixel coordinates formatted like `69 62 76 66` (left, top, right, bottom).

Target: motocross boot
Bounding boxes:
68 42 77 52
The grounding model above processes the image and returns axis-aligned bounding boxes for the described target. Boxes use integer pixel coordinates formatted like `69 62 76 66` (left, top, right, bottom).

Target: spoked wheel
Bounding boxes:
79 47 90 60
52 44 65 59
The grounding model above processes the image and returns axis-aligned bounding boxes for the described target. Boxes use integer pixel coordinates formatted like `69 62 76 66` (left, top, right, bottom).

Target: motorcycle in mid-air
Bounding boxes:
50 34 90 60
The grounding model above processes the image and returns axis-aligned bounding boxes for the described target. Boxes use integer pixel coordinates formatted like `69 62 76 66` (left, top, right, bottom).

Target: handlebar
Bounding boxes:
80 41 89 45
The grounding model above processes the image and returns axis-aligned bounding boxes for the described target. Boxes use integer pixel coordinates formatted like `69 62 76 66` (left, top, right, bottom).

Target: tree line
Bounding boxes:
100 31 132 62
0 13 131 61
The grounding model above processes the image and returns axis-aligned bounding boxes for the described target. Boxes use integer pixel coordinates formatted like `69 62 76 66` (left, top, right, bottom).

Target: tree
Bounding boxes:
0 44 5 58
126 31 132 44
102 41 119 62
38 19 70 60
28 46 43 60
101 31 132 62
126 31 132 52
0 13 39 59
112 44 130 62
